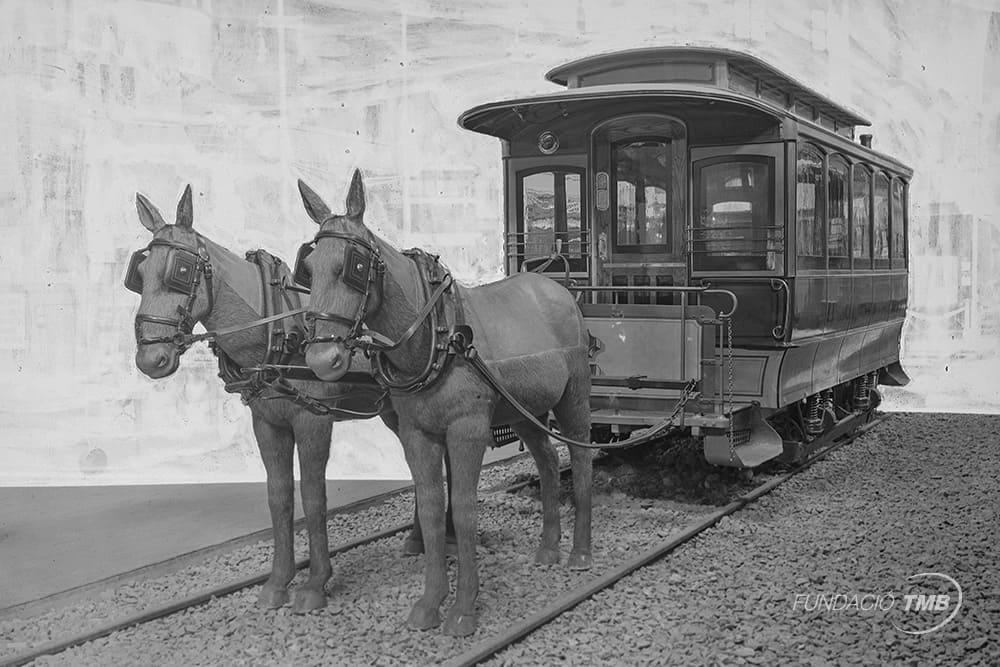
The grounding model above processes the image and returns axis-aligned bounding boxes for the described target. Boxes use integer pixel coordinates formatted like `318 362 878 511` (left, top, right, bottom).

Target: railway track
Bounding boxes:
1 413 881 667
443 412 884 667
0 455 548 667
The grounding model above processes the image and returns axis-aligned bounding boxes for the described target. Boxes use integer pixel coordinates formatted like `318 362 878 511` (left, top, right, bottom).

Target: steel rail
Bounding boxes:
0 453 552 667
443 413 886 667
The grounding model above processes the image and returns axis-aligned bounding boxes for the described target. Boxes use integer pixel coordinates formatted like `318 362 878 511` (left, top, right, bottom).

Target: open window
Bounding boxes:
515 167 587 273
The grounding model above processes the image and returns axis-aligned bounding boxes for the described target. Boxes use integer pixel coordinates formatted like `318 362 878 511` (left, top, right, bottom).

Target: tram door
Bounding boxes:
591 114 688 304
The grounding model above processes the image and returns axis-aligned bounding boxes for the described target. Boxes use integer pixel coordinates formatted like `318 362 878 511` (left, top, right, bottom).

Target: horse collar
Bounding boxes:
370 250 465 395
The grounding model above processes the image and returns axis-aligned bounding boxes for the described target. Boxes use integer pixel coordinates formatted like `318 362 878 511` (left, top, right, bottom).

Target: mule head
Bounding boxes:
297 169 379 382
128 185 214 379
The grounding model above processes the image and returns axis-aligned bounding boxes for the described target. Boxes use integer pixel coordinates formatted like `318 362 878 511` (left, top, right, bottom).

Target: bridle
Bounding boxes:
299 227 388 350
300 224 458 394
129 236 215 350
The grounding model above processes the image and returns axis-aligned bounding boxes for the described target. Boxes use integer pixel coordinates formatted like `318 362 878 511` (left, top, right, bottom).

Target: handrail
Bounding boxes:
769 278 791 340
568 285 738 318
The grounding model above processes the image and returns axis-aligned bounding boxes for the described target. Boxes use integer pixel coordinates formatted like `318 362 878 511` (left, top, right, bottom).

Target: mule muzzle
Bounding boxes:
135 344 181 379
305 342 353 382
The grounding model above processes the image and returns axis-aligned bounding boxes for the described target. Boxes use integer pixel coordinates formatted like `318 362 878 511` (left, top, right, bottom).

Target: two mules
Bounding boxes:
127 186 447 613
298 170 594 636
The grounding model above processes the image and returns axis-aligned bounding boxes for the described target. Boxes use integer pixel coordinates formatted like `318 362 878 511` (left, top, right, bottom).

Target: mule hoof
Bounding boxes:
257 586 289 609
534 547 561 566
407 603 442 630
291 588 327 614
443 608 478 637
567 550 592 570
402 538 424 556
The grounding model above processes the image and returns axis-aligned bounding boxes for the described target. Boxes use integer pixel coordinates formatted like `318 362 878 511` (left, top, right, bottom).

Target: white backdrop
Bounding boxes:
1 0 997 485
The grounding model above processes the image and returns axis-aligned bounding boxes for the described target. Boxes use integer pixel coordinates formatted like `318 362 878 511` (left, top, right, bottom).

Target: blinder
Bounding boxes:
125 235 215 348
124 240 205 295
292 236 379 295
299 227 385 349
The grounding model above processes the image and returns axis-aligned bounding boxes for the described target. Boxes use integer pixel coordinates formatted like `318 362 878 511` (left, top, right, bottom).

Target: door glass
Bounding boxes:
694 158 775 271
613 139 670 251
518 169 586 272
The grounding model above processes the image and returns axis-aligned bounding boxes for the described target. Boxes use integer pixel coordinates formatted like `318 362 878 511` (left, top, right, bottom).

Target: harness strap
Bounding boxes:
370 250 461 394
448 332 697 451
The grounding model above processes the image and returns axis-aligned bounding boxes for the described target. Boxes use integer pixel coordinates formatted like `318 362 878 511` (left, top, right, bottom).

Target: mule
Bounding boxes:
127 185 451 613
297 170 594 636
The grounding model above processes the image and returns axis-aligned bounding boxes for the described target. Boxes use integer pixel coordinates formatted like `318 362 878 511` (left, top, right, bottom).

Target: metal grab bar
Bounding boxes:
568 285 739 318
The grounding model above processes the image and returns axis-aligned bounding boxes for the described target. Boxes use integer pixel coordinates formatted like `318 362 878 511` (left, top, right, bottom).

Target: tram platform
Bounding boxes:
0 444 521 616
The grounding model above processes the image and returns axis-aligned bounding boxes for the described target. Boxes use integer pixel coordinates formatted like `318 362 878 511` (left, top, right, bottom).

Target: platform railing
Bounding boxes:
568 284 738 420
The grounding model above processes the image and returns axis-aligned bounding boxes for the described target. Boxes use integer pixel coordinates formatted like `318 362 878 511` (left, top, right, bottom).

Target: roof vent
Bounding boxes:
860 134 873 148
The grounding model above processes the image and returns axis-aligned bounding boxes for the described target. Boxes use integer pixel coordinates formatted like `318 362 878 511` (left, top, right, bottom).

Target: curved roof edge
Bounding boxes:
543 46 870 129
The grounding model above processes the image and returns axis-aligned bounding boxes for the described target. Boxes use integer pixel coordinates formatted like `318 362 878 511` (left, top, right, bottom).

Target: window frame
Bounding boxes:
514 165 589 274
872 170 891 270
795 142 826 271
691 154 777 274
609 135 673 255
890 176 908 270
826 153 851 270
851 163 873 270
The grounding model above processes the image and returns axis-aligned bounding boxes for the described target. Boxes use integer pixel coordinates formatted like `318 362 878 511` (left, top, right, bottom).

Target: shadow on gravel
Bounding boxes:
509 436 798 507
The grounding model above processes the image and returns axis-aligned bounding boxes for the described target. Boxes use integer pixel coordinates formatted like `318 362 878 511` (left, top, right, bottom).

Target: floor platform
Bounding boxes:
0 441 523 615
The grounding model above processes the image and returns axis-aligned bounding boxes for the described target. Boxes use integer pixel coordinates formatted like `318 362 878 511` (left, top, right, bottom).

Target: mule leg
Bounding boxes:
553 377 594 570
512 419 562 565
383 411 430 557
442 417 489 637
291 413 333 613
251 412 296 608
401 427 449 630
402 450 458 558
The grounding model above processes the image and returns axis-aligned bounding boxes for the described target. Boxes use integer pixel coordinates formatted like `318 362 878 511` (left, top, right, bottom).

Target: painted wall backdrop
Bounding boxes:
1 0 997 485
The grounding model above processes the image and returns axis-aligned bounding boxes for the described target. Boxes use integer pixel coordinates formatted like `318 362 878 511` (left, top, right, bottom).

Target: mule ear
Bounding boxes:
345 168 365 219
175 184 194 229
297 179 331 224
136 193 167 232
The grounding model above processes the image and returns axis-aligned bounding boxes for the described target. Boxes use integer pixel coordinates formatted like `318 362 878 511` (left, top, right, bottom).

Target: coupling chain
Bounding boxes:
726 315 735 463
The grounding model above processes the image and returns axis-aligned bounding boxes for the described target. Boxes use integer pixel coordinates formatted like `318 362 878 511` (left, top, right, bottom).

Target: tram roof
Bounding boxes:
460 47 872 141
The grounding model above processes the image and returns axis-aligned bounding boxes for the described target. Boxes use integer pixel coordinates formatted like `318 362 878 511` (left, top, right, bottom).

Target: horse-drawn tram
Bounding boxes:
458 47 910 467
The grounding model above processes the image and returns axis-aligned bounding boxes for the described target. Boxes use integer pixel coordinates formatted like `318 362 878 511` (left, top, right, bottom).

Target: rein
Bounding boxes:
300 224 701 446
301 225 459 394
128 234 387 418
446 331 700 451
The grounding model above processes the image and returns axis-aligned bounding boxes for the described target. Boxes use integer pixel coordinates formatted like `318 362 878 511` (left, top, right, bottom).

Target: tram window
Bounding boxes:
852 165 872 267
517 169 586 272
796 144 824 270
827 156 849 269
873 172 890 268
612 139 670 252
891 178 907 268
693 157 775 272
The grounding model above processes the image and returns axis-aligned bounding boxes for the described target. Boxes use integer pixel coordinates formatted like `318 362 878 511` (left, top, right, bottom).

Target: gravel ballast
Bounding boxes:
487 412 1000 666
3 413 997 665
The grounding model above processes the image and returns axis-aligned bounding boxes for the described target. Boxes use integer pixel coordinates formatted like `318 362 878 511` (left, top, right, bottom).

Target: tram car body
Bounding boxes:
459 47 910 467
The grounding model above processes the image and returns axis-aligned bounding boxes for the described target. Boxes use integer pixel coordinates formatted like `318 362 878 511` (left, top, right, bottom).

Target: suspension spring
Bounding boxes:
854 373 873 410
805 393 824 436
